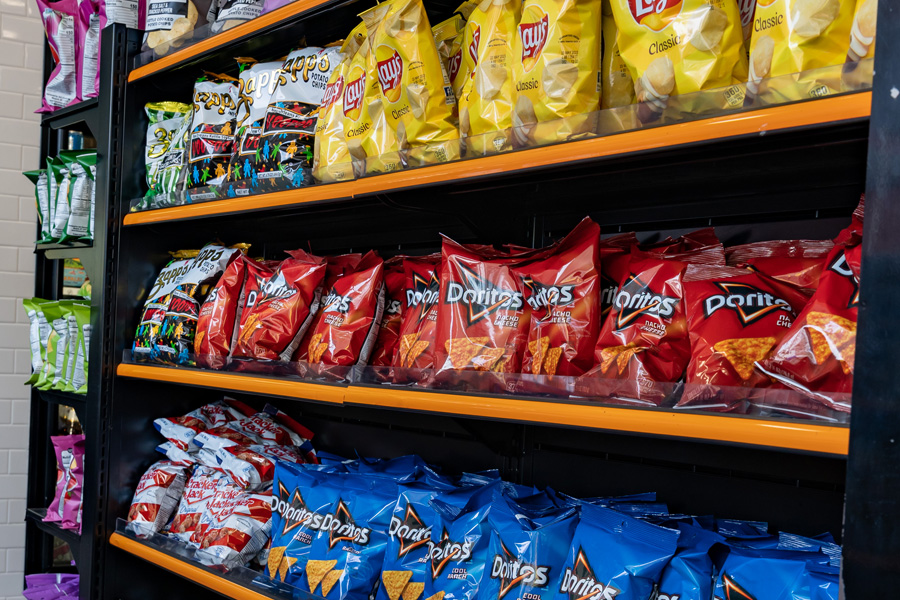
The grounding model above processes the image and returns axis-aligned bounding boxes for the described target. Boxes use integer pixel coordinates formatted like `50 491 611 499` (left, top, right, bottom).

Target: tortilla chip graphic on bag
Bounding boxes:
267 545 285 579
713 337 776 380
543 347 562 376
382 571 414 600
425 593 445 600
473 347 505 371
529 336 550 375
398 333 419 366
807 311 857 367
445 337 489 368
321 570 343 596
306 559 337 593
407 340 430 367
402 582 425 600
280 556 297 582
599 343 638 374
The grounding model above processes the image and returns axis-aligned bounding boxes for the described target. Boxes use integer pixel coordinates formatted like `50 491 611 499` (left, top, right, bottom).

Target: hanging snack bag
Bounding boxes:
126 461 190 536
77 0 104 100
44 434 86 526
314 24 368 183
230 258 275 352
23 298 51 386
49 156 74 242
513 217 601 378
511 0 602 147
169 465 226 543
195 255 249 368
233 250 327 361
60 433 86 532
186 75 239 190
24 170 52 243
62 153 94 242
37 0 79 113
458 0 521 155
361 0 460 167
211 0 265 33
61 301 85 392
392 255 442 381
132 252 197 362
228 59 282 194
35 301 61 389
609 0 748 120
70 302 91 394
256 47 339 192
50 302 76 392
726 239 834 294
143 102 193 202
369 257 406 368
433 14 466 122
143 0 210 57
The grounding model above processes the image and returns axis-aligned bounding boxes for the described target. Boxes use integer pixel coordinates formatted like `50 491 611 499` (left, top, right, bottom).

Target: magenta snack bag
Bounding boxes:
77 0 105 100
37 0 81 113
44 434 85 525
61 435 86 533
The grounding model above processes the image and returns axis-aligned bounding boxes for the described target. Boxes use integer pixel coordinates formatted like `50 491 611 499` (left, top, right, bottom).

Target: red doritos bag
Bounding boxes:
675 265 810 412
432 238 530 392
369 256 405 368
393 254 442 382
756 238 861 414
295 251 385 376
580 245 725 406
599 232 638 325
196 255 248 369
230 259 274 355
641 227 720 254
232 250 326 361
513 217 601 379
726 240 834 294
295 253 363 360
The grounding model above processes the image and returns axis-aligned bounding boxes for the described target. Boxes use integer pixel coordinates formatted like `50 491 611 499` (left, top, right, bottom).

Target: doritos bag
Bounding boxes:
195 254 249 368
712 547 832 600
482 496 578 600
370 257 406 368
609 0 748 120
186 75 239 190
726 239 834 294
513 217 601 378
656 522 724 600
132 253 197 362
640 227 720 255
599 232 638 323
361 0 460 166
230 258 275 353
676 264 810 411
232 249 327 361
256 47 340 191
393 255 442 381
511 0 601 147
432 238 530 391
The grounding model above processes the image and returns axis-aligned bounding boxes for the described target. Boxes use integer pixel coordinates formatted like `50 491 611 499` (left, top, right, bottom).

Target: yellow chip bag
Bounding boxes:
601 0 634 109
313 23 368 183
511 0 602 147
609 0 748 119
434 14 466 121
458 0 521 156
747 0 856 102
361 0 460 167
454 0 480 20
842 0 876 89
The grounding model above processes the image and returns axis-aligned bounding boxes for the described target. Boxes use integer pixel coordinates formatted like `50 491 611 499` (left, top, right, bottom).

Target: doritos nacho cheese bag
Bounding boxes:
746 0 856 103
233 249 327 361
433 239 530 391
656 522 723 600
512 0 602 147
459 0 522 156
513 217 601 378
434 14 466 122
361 0 460 167
195 254 249 368
370 257 406 367
393 255 442 381
609 0 748 120
229 59 282 192
314 24 368 184
726 239 834 294
187 75 239 189
230 258 275 353
676 264 809 412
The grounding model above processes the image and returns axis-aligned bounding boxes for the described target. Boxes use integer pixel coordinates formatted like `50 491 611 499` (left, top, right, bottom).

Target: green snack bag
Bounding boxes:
46 158 64 242
24 170 52 243
64 153 97 242
78 278 91 299
61 302 80 392
50 301 75 391
84 156 97 241
53 152 86 243
143 101 192 207
36 301 62 389
23 298 51 385
71 303 91 394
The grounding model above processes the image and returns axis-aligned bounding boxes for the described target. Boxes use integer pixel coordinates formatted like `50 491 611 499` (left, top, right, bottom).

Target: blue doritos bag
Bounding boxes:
712 547 831 600
564 492 658 506
375 479 458 600
608 503 669 517
806 564 839 600
777 533 841 567
481 496 578 600
555 503 678 600
296 474 398 600
716 519 768 539
358 455 433 482
426 481 499 600
656 523 724 600
458 470 501 486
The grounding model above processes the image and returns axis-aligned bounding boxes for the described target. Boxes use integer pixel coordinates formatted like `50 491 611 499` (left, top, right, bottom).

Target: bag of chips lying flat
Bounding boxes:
143 102 193 203
186 75 239 190
210 0 265 34
37 0 79 113
126 461 190 536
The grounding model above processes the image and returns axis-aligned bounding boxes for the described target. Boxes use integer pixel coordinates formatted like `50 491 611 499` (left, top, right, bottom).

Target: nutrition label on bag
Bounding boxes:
106 0 139 27
81 14 100 98
44 13 77 108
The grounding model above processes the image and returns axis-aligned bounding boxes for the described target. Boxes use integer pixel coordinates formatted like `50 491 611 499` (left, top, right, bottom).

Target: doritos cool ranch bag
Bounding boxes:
512 0 602 147
186 75 239 190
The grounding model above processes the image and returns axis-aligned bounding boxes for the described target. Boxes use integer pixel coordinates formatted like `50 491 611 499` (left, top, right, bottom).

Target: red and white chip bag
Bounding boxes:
513 217 601 378
169 465 225 543
192 474 242 545
232 250 327 361
193 406 315 452
295 251 385 376
154 398 255 450
369 257 406 368
197 490 273 570
392 254 442 382
196 255 249 368
726 240 835 294
156 441 200 465
675 265 810 412
126 461 190 536
208 444 305 490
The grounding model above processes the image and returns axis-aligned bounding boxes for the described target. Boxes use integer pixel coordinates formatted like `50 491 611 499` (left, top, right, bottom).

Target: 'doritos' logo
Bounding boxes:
628 0 682 31
343 65 366 121
518 8 549 70
376 46 404 103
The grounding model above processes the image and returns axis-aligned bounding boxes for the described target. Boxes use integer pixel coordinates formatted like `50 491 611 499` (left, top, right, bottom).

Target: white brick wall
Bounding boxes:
0 0 42 596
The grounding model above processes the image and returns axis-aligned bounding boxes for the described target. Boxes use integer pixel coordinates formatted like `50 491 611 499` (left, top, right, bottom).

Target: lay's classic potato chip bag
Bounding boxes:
313 23 368 183
601 0 635 110
609 0 748 119
434 14 466 122
355 37 406 175
511 0 602 147
361 0 460 167
842 0 876 89
458 0 521 156
746 0 856 102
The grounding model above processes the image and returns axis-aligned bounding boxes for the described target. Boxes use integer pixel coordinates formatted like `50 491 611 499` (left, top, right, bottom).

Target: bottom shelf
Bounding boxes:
25 508 81 552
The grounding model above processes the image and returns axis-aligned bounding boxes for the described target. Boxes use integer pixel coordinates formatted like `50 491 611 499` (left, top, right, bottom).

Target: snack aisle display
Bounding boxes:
21 0 900 598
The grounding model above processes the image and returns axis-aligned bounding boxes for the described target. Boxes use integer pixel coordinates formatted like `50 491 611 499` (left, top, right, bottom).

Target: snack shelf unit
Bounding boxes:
25 24 135 600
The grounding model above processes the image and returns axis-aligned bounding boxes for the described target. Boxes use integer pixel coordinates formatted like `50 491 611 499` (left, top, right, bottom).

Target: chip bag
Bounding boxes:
459 0 521 155
232 249 327 361
126 461 190 536
192 474 243 545
77 0 104 100
23 298 51 386
211 0 265 33
609 0 748 120
198 489 273 569
37 0 79 113
230 258 275 352
511 0 602 147
24 170 51 243
369 257 406 368
433 14 466 122
356 36 406 175
133 253 197 362
601 0 635 110
143 0 209 57
143 101 193 203
726 239 834 294
361 0 460 166
154 398 254 450
712 547 832 600
169 465 226 544
195 254 249 368
186 75 239 190
393 255 442 381
599 232 639 323
45 434 85 529
842 0 876 89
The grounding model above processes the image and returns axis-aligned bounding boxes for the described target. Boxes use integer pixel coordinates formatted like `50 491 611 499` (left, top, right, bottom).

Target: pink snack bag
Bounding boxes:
37 0 81 112
61 436 86 533
76 0 106 100
44 434 85 526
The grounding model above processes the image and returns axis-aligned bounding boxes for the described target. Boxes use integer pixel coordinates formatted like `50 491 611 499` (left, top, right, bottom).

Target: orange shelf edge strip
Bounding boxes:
123 92 871 226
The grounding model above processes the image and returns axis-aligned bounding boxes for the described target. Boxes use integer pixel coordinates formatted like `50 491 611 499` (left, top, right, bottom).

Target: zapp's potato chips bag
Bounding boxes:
433 14 466 122
361 0 460 166
746 0 856 102
609 0 748 120
511 0 602 147
458 0 521 156
314 24 368 183
228 59 282 193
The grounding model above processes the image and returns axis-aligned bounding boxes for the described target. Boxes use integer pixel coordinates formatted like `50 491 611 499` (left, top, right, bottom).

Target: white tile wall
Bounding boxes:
0 0 42 597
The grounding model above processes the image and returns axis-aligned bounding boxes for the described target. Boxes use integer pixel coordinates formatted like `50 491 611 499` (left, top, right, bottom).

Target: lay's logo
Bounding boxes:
519 12 549 69
322 75 344 110
449 49 462 83
628 0 682 31
376 46 404 103
343 67 366 121
468 26 480 65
